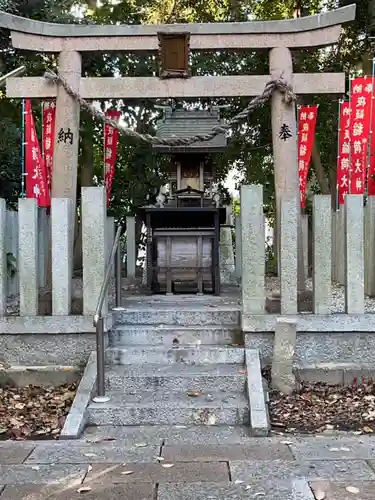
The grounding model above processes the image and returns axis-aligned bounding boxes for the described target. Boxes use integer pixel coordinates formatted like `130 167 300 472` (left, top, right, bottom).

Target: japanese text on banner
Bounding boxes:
350 76 372 194
337 101 351 205
297 105 318 209
104 110 121 208
42 100 56 193
25 100 50 207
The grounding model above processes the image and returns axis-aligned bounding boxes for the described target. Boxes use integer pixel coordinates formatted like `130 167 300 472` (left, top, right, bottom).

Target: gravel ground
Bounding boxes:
6 277 375 314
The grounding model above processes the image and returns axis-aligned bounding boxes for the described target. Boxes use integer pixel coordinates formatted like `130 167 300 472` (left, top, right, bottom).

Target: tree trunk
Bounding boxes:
311 141 330 195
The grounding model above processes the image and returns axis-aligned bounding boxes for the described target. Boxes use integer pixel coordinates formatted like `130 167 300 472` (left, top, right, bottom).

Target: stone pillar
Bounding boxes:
51 51 82 257
235 214 242 280
126 216 136 279
331 211 337 282
336 208 345 285
0 199 6 316
312 195 331 314
280 197 298 314
344 195 364 314
52 198 73 315
18 198 38 316
301 214 308 278
38 208 49 288
271 317 297 395
364 197 375 296
107 217 115 278
220 205 236 285
5 210 19 297
269 47 305 292
241 185 265 316
82 187 107 316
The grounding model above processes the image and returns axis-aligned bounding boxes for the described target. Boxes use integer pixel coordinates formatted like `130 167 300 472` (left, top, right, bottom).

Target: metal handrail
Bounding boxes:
93 225 123 403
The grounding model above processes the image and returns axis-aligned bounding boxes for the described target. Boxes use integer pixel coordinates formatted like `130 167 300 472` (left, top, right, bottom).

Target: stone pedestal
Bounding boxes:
344 195 364 314
235 214 242 280
364 197 375 296
241 185 265 316
52 198 73 315
280 198 298 314
271 317 297 395
312 195 331 314
126 216 136 278
0 199 6 316
82 187 107 316
19 198 38 316
220 205 236 285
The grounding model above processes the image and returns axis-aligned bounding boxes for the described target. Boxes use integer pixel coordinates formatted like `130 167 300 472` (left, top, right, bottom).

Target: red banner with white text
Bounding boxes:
350 76 372 194
104 110 121 207
337 101 351 205
297 105 318 208
42 100 56 193
25 100 50 207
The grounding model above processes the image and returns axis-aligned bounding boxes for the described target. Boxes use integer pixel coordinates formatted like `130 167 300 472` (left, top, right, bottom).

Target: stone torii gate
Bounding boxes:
0 5 356 289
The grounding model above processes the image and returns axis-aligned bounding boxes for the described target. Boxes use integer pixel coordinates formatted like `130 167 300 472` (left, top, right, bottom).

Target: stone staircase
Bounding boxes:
86 297 257 430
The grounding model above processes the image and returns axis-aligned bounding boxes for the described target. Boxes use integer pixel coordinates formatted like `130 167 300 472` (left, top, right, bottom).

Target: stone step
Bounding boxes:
87 391 249 426
105 364 247 392
112 307 240 326
109 325 242 347
82 424 251 444
105 345 245 365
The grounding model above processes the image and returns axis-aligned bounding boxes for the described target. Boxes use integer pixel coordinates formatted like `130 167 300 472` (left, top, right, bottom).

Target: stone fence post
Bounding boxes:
82 187 107 316
19 198 38 316
0 199 6 316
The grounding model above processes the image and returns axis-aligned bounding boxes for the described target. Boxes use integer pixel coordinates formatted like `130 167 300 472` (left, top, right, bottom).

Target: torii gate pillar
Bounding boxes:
52 50 81 224
270 46 305 291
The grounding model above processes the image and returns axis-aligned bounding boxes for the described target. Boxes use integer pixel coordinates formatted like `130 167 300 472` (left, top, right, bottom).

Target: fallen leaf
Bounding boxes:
345 486 360 494
187 391 201 397
77 487 92 493
363 426 373 433
314 490 326 500
121 470 134 475
162 463 174 468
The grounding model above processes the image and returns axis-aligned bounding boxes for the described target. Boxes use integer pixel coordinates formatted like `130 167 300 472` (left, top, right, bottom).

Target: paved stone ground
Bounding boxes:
1 430 375 498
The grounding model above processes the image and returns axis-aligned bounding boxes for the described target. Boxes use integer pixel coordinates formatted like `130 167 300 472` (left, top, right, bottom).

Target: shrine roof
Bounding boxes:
153 108 227 153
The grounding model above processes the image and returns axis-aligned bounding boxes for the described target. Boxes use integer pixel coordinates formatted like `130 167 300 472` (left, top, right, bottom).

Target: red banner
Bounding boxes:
42 100 56 192
350 76 372 194
337 101 351 205
104 110 120 207
25 100 50 207
297 105 318 208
